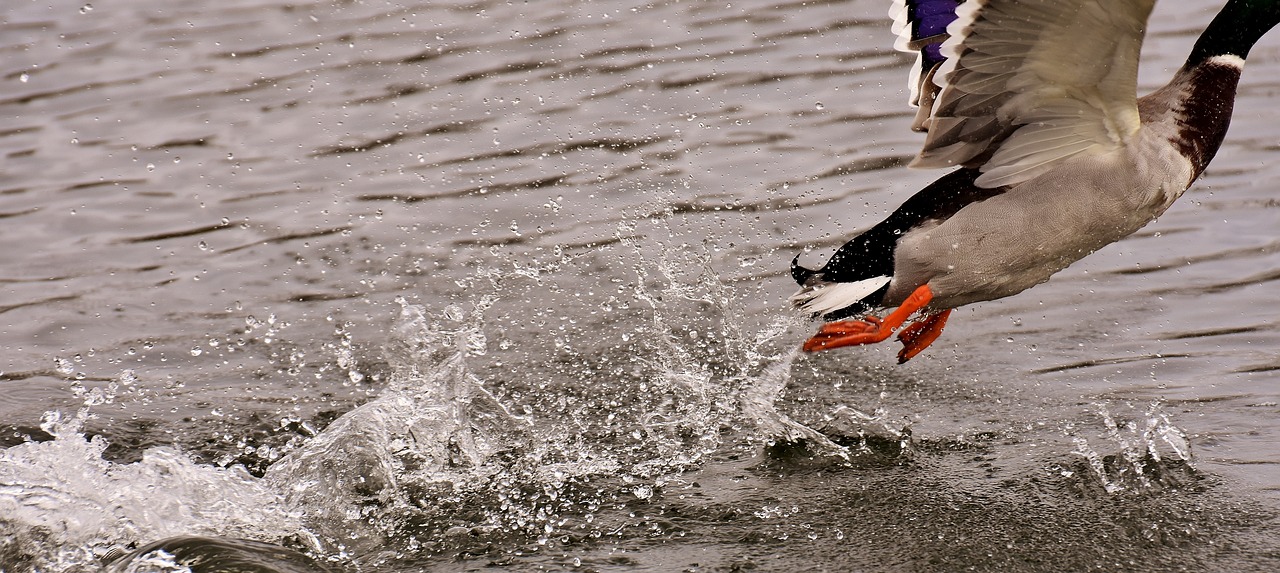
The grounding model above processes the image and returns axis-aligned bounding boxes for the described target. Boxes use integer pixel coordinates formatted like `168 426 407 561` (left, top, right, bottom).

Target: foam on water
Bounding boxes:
0 407 306 571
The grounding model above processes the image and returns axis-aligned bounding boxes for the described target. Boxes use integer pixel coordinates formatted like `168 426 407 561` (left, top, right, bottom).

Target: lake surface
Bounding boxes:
3 0 1280 571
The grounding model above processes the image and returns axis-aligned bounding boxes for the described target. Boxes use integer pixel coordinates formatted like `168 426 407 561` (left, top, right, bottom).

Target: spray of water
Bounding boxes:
0 216 897 570
261 297 533 557
1064 401 1194 494
0 397 305 571
247 223 883 566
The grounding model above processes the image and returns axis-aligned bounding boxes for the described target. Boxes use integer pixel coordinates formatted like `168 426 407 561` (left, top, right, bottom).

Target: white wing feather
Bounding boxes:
889 0 913 52
890 0 926 110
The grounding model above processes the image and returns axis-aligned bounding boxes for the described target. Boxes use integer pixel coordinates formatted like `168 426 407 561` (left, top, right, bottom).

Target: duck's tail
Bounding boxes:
791 257 887 317
790 254 818 286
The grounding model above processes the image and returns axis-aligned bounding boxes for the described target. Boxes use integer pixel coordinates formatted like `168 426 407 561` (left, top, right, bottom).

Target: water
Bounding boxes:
3 0 1280 570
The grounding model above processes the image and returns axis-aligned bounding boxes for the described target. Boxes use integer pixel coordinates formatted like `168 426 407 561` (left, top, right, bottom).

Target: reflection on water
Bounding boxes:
3 0 1280 571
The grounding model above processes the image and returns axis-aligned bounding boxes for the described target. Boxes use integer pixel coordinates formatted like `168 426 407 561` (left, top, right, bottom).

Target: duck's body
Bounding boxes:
792 0 1280 362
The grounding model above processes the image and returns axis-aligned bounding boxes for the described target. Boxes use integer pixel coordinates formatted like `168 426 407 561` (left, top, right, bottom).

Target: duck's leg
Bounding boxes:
894 309 951 363
802 285 933 352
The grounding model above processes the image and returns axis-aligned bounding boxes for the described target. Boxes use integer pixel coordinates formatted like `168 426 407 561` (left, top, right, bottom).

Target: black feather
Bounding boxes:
790 253 817 285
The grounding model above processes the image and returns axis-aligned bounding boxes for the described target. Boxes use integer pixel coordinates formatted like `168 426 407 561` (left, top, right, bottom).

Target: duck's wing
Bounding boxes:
890 0 965 132
901 0 1156 188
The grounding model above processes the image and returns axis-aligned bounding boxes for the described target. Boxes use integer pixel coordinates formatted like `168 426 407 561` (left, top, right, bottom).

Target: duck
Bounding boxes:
790 0 1280 363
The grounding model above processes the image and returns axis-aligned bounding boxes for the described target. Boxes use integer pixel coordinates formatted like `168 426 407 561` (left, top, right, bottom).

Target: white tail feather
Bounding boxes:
790 276 891 316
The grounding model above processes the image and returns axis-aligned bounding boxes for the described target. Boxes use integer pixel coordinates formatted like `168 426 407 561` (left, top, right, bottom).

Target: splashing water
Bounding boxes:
252 232 870 565
620 229 886 460
0 233 877 570
1065 401 1194 494
262 298 533 558
0 406 305 572
258 238 840 564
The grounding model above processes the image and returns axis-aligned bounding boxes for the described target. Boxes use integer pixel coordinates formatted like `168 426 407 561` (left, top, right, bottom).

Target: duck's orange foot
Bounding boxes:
802 316 890 352
802 284 935 354
895 309 951 363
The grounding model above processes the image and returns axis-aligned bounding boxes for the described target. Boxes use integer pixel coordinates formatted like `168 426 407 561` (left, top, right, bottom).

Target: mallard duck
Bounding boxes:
791 0 1280 363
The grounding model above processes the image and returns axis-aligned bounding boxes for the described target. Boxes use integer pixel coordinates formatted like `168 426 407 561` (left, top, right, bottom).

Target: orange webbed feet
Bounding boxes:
801 316 889 352
802 285 935 354
895 309 951 363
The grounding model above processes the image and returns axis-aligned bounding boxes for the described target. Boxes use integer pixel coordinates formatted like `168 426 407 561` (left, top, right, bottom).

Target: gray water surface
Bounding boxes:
3 0 1280 571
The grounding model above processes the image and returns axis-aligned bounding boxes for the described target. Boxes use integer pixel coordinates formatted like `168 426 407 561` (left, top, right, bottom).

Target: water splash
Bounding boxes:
622 231 849 460
0 405 305 572
1064 401 1194 494
0 223 860 569
740 349 847 455
263 298 530 556
252 230 853 564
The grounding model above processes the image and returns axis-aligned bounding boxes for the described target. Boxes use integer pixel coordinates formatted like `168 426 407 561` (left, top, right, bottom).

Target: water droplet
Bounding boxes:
145 163 155 172
190 347 203 356
18 73 29 83
466 331 487 355
79 4 93 14
815 102 824 110
54 357 75 376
